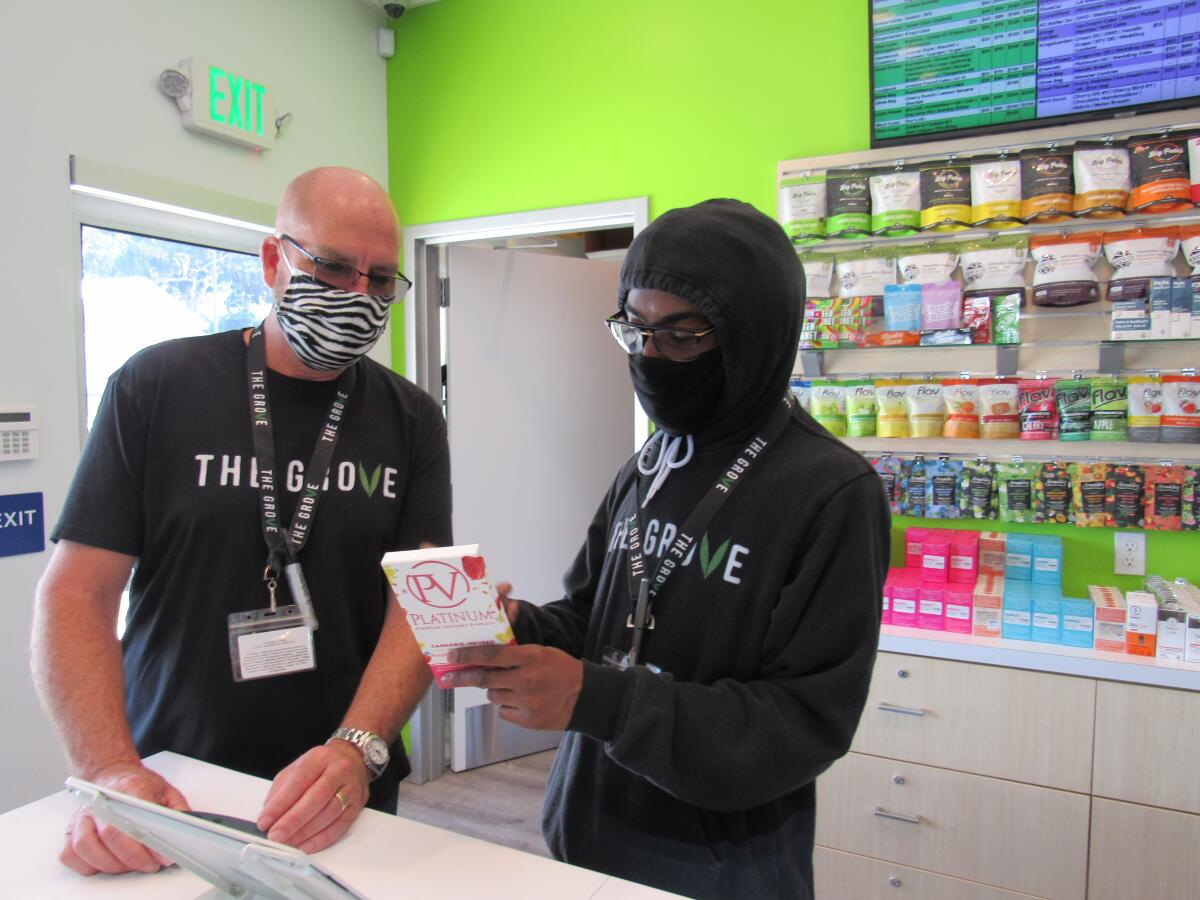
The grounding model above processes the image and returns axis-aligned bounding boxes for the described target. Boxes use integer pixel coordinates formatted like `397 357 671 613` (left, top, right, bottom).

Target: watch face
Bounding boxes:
365 738 389 767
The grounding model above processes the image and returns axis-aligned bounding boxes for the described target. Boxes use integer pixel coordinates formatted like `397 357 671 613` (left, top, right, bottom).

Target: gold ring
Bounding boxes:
335 790 348 813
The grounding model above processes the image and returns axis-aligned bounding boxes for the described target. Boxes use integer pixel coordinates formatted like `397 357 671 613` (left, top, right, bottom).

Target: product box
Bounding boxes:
918 584 946 630
884 283 923 332
1089 585 1128 653
973 574 1004 636
1030 534 1064 586
1002 581 1033 641
381 544 515 687
1181 594 1200 663
1149 277 1173 340
921 534 951 584
944 583 974 633
881 569 895 625
1192 277 1200 336
1124 590 1159 656
920 281 963 331
979 531 1007 576
1170 278 1194 338
890 569 920 628
1031 584 1063 644
1060 596 1096 649
1156 602 1188 661
948 530 981 585
1111 298 1151 341
1005 535 1033 581
905 526 930 570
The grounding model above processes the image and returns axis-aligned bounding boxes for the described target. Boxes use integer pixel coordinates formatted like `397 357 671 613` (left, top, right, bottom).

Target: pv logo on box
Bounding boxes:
0 492 44 558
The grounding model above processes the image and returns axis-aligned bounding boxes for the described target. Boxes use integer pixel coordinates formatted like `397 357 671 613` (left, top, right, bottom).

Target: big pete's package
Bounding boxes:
382 544 516 687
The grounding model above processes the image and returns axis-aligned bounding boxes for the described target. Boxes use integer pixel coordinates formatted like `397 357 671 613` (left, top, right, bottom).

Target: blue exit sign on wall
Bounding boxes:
180 58 275 150
0 492 44 558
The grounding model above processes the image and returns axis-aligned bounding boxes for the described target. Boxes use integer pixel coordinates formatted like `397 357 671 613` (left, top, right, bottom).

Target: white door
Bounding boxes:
445 246 633 770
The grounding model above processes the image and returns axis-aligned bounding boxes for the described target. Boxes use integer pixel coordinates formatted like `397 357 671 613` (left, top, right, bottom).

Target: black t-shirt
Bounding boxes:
52 330 452 806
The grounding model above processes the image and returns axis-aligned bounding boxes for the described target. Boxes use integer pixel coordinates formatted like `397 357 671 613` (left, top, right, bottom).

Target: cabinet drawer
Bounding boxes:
817 752 1088 900
1092 681 1200 814
1087 798 1200 900
853 652 1094 792
815 847 1043 900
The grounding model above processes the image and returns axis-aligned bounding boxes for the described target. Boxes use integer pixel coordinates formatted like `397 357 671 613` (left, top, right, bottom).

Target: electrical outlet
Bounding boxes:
1114 532 1146 576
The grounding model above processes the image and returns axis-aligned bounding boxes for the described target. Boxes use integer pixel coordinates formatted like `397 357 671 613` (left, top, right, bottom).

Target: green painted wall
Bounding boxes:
385 0 1198 592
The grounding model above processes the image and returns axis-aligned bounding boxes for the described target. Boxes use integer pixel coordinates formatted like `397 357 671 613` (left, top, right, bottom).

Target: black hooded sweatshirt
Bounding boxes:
512 199 890 899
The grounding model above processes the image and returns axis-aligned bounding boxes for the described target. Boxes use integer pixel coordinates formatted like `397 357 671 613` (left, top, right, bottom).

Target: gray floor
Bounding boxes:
395 749 556 858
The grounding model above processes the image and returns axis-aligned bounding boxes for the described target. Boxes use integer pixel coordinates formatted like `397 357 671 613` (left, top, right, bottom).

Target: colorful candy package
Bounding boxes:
900 457 929 517
876 380 913 438
991 292 1021 342
1127 375 1163 442
778 172 826 243
1073 140 1131 217
943 378 980 439
883 283 922 331
1035 462 1073 524
1183 466 1199 530
919 281 963 330
870 166 921 236
919 159 972 232
1071 462 1111 527
1161 373 1200 444
979 378 1020 439
810 380 847 437
970 155 1023 227
869 454 903 515
906 381 946 438
825 167 872 238
845 379 878 437
996 461 1039 524
1018 378 1059 440
1106 464 1146 528
959 459 997 519
1127 133 1192 213
1144 465 1186 531
925 457 963 519
788 376 812 412
1090 377 1129 441
1055 377 1093 441
1020 147 1074 223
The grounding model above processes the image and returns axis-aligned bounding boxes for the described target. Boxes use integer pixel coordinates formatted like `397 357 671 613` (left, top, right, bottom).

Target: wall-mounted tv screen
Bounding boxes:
871 1 1200 147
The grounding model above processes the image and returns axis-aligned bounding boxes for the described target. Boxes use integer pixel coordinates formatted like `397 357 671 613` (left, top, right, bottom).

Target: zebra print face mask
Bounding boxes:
274 274 390 372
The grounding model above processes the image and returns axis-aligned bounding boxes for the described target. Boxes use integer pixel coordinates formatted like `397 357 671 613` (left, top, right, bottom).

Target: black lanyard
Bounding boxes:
246 327 357 629
624 396 793 665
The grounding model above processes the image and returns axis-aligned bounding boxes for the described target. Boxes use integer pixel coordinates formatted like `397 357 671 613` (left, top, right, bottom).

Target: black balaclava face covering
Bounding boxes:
628 348 724 436
618 199 805 447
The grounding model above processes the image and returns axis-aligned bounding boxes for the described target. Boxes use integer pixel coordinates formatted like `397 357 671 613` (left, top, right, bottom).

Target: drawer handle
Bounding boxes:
877 702 926 717
874 806 922 826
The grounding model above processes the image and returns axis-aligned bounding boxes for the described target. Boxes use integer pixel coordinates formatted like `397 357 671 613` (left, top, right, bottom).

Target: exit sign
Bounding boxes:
180 58 275 150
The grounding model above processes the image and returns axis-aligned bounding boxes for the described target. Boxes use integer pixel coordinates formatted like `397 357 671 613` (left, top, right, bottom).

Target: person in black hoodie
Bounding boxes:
444 198 890 899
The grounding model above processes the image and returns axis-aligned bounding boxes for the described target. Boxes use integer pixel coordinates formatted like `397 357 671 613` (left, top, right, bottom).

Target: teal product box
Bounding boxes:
1060 596 1095 648
1030 535 1063 587
1170 278 1193 338
1005 535 1033 582
1149 278 1172 340
1002 581 1033 641
884 283 922 332
1032 584 1062 644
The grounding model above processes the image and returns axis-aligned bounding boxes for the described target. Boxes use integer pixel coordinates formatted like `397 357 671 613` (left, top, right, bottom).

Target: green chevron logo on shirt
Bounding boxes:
359 463 382 497
699 533 731 579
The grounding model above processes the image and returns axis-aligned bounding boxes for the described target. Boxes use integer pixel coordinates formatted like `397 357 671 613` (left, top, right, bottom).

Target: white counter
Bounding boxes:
0 752 681 899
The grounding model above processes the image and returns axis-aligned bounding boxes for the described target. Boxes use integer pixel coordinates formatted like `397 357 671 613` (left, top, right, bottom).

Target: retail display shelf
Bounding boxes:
879 624 1200 691
841 435 1200 463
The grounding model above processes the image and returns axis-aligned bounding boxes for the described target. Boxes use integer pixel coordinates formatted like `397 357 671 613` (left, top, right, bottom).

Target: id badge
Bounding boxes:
601 646 662 675
227 605 316 682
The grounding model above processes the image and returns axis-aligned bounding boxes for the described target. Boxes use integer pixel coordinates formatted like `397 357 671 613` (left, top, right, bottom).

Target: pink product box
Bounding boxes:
918 585 946 630
890 570 920 628
920 281 964 331
948 531 981 585
921 538 951 583
882 570 896 625
905 526 931 569
944 584 974 633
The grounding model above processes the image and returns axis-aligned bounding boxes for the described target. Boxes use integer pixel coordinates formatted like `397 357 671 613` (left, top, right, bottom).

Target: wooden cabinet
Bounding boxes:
816 847 1043 900
1087 799 1200 900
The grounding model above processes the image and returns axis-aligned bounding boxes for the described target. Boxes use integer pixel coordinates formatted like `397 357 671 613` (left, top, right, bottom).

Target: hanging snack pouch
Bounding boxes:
1104 227 1180 303
797 250 835 299
919 281 963 331
1162 373 1200 443
960 234 1029 293
1020 147 1074 223
825 167 872 238
1127 375 1163 442
898 244 959 284
869 454 903 514
1144 465 1186 530
810 380 847 437
1106 464 1146 528
943 378 980 438
979 378 1020 439
1055 377 1093 441
1184 466 1199 529
1090 377 1129 441
900 457 928 517
959 459 997 519
883 283 922 331
836 246 896 299
788 376 812 412
996 461 1039 524
845 379 878 437
1127 133 1192 213
961 294 992 344
925 457 963 519
876 379 913 438
1036 461 1073 524
906 381 945 438
1018 378 1059 440
1030 232 1103 307
1073 140 1132 217
970 154 1023 227
1072 462 1111 527
870 166 921 236
919 159 972 232
991 292 1021 342
778 172 826 244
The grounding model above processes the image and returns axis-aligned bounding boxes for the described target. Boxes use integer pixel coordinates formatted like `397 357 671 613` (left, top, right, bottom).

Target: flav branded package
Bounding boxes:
381 544 515 687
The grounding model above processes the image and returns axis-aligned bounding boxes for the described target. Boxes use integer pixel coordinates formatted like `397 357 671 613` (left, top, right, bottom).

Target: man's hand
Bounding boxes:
256 741 370 853
62 762 190 876
441 644 582 731
495 582 520 626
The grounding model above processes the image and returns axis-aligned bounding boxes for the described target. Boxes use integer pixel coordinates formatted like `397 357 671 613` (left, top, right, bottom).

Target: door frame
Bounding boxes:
401 198 648 783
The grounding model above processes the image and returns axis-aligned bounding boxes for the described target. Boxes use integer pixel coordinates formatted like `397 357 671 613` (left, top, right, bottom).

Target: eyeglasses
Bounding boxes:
278 234 412 301
605 314 717 362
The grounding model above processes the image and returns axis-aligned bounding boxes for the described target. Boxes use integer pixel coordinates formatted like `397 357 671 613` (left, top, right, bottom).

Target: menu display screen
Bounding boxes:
871 0 1200 146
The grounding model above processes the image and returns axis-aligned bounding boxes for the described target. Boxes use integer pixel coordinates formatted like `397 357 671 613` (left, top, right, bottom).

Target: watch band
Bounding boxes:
327 727 388 781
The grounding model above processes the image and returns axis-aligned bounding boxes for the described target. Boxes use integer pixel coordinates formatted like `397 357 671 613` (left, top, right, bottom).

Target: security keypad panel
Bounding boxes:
0 407 38 461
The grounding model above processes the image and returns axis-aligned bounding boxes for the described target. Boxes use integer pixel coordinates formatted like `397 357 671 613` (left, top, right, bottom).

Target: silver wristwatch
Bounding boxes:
328 727 389 781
